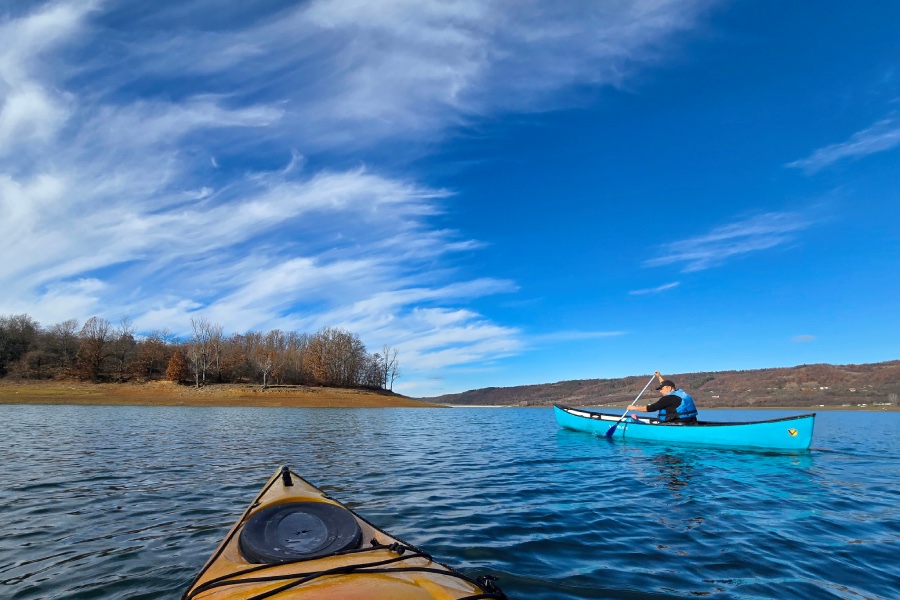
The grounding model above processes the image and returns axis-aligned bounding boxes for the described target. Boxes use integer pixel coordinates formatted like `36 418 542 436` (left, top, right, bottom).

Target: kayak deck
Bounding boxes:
182 466 506 600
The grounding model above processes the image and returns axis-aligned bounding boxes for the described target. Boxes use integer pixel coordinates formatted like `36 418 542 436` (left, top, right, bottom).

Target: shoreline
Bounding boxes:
0 381 439 408
1 381 895 410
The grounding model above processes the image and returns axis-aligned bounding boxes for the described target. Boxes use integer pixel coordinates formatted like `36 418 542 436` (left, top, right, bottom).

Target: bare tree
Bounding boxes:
282 331 311 383
371 345 401 391
110 317 136 381
76 316 111 380
251 346 276 389
231 332 262 383
47 318 79 371
0 314 40 376
306 327 368 387
302 330 329 385
132 328 174 379
18 349 53 378
383 345 401 391
250 330 287 388
209 323 224 382
187 317 217 388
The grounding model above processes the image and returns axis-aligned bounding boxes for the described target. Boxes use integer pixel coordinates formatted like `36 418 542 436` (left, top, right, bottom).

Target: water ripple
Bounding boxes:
0 406 897 599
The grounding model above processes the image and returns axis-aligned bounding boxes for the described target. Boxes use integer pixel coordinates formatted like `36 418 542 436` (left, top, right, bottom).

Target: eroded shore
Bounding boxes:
0 381 437 408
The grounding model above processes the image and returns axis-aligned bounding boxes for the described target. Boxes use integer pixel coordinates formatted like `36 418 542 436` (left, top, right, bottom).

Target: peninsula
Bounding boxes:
0 381 434 408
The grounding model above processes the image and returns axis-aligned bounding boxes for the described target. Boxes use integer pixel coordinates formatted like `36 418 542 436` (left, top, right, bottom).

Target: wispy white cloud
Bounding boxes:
533 330 626 342
644 211 813 272
629 282 680 295
0 0 718 393
793 334 815 343
787 116 900 174
0 2 93 156
43 0 716 153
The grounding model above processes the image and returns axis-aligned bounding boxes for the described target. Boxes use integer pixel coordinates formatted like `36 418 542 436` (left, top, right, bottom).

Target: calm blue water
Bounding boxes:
0 406 897 599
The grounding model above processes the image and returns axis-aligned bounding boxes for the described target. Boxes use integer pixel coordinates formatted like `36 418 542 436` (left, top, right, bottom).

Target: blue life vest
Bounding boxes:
658 389 698 422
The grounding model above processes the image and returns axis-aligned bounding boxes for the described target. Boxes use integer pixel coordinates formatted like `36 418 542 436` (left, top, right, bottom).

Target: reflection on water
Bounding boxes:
0 406 897 600
650 452 694 494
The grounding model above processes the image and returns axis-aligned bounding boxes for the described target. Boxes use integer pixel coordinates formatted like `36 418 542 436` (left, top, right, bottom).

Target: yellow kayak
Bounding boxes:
182 466 506 600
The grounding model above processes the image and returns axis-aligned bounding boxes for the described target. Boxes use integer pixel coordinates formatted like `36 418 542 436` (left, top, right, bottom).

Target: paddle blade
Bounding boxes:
605 422 619 438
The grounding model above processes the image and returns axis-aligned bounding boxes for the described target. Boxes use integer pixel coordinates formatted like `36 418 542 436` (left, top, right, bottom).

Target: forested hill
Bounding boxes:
421 361 900 408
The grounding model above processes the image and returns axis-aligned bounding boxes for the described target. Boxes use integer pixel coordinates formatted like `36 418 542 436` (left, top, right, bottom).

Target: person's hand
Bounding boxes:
631 413 640 420
654 370 662 378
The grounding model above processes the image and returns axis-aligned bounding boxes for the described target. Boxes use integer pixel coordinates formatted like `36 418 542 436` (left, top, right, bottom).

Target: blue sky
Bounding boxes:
1 1 898 397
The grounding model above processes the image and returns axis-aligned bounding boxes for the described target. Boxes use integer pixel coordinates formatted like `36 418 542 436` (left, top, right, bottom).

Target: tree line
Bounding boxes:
0 314 401 390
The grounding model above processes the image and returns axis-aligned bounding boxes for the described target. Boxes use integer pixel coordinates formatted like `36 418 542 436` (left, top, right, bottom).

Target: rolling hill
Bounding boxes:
420 360 900 408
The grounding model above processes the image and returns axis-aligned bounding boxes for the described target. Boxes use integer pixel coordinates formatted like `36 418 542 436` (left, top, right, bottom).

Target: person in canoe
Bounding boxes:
627 371 699 424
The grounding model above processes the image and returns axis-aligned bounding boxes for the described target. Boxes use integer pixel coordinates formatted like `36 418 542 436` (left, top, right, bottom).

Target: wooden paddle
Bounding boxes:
605 375 657 438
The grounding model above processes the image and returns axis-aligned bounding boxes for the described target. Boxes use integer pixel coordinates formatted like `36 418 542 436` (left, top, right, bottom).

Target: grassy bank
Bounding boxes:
0 380 438 408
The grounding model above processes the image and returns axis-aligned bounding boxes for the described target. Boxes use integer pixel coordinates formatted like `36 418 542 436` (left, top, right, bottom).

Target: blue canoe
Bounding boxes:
554 404 815 451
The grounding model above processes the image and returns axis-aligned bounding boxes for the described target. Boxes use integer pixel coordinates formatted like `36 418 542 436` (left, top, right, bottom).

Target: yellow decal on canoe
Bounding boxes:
787 428 798 437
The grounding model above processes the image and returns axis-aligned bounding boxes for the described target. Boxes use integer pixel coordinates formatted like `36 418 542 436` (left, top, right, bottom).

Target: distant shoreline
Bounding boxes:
1 381 895 410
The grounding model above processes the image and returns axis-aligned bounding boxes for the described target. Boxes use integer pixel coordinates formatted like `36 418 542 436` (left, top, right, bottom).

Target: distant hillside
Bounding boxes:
421 360 900 408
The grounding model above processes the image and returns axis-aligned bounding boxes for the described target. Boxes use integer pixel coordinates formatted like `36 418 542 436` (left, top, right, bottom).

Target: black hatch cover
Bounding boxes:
239 501 363 564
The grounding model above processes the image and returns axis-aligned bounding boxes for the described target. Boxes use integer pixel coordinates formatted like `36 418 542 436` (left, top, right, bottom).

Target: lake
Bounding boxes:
0 406 897 599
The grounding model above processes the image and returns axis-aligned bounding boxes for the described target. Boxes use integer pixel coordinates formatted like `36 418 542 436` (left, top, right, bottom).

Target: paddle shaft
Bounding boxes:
605 374 656 437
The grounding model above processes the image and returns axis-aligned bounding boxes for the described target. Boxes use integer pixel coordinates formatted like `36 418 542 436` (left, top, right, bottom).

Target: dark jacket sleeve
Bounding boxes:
645 394 682 413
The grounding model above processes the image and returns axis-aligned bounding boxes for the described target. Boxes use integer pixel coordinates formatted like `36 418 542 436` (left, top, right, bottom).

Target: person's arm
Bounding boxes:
630 395 680 413
629 372 665 412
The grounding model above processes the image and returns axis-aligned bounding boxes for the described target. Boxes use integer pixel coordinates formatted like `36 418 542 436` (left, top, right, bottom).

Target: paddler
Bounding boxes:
628 370 699 423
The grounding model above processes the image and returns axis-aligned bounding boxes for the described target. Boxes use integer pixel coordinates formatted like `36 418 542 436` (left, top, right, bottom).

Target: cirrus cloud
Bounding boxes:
1 0 720 393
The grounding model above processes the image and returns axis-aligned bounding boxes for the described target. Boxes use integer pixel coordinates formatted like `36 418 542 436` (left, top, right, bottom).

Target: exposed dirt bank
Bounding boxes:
0 380 439 408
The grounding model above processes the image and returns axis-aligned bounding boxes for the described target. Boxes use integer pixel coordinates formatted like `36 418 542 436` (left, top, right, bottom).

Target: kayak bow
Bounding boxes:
182 466 506 600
